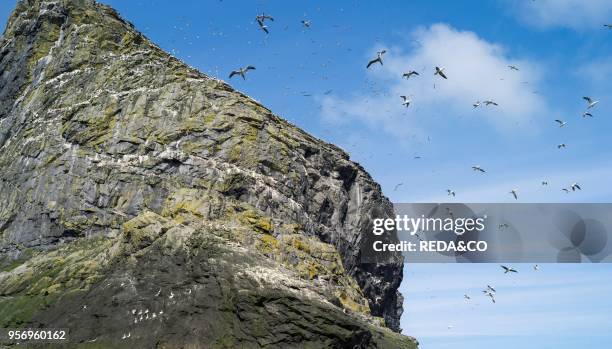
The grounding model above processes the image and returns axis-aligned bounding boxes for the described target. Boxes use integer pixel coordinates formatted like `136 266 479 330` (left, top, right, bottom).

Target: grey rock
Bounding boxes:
0 0 412 346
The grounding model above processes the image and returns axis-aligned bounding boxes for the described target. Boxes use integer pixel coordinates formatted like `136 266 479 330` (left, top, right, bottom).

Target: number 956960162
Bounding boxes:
2 329 68 343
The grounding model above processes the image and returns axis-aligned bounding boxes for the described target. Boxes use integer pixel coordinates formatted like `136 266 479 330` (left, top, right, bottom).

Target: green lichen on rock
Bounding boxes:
123 211 172 249
0 237 112 327
0 0 411 347
237 209 274 234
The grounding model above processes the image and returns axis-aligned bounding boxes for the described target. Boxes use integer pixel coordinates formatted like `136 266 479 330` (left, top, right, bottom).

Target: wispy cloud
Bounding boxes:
507 0 612 30
320 24 547 144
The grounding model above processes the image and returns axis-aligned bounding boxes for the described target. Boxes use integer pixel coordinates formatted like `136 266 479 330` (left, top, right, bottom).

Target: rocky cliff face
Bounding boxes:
0 0 415 347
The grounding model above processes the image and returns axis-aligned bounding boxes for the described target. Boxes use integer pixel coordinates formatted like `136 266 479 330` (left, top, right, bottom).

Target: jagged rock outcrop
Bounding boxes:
0 0 415 347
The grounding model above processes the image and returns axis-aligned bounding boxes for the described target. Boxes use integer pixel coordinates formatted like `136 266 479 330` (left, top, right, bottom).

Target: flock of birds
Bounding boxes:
364 47 602 201
352 26 607 203
460 264 538 308
228 13 313 80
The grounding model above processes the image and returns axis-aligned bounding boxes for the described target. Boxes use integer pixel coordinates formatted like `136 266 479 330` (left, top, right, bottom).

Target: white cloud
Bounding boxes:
508 0 612 30
320 24 547 143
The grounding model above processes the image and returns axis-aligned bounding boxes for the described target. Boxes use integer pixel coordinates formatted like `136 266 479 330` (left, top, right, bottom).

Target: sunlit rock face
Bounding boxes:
0 1 414 347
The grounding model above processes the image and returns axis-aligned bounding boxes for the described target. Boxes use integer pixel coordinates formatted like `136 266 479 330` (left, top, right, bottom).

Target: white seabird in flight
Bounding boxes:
571 182 581 191
555 119 567 127
557 143 566 149
483 100 498 106
400 95 411 107
508 65 519 71
472 165 486 173
583 96 599 109
367 50 386 68
403 71 420 79
447 189 456 197
434 66 448 79
582 112 593 118
256 13 274 34
509 189 518 200
229 66 256 80
501 265 518 274
400 96 412 107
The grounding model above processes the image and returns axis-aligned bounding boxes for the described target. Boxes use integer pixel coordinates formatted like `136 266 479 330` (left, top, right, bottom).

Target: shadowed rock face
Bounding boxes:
0 0 414 347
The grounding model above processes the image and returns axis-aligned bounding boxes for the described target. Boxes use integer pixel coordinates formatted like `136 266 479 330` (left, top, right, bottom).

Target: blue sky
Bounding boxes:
2 1 612 348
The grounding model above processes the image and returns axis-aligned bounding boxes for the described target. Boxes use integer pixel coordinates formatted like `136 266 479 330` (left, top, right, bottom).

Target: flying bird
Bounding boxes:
473 101 481 108
414 232 425 242
555 119 567 127
394 183 404 191
256 13 274 33
400 95 411 107
403 71 420 79
583 96 599 109
367 50 386 68
483 100 498 106
508 65 519 71
562 188 570 193
447 189 456 197
557 143 566 149
509 189 518 200
301 20 311 28
464 294 471 300
582 112 593 118
229 66 256 79
542 181 548 186
472 165 486 173
485 291 496 303
533 264 540 271
604 24 612 29
486 285 496 293
571 182 581 191
434 66 448 79
501 265 518 274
